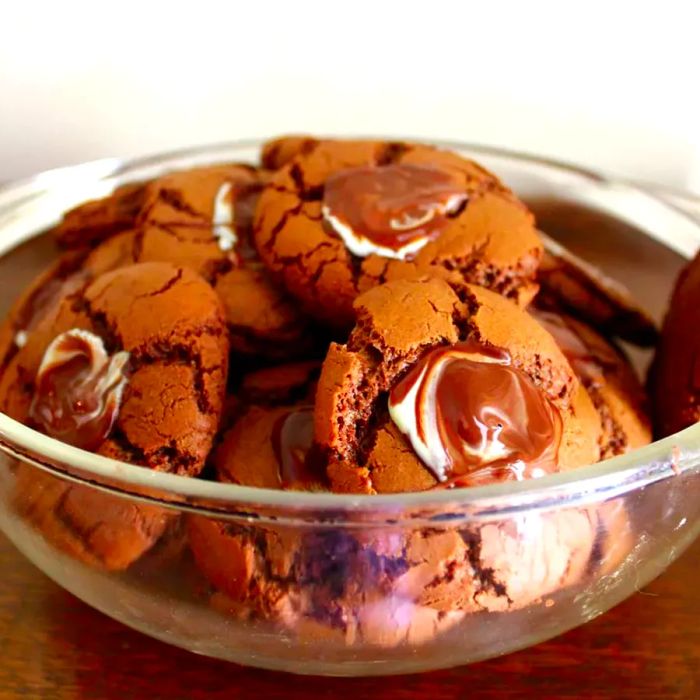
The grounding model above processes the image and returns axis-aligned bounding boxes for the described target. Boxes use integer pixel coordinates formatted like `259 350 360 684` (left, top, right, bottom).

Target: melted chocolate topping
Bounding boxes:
389 340 562 486
271 406 316 488
29 330 130 450
322 164 465 252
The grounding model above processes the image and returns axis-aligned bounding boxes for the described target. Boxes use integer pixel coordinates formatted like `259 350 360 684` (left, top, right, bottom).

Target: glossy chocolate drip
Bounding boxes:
322 164 465 253
271 406 316 488
29 330 130 451
532 309 602 385
389 340 562 485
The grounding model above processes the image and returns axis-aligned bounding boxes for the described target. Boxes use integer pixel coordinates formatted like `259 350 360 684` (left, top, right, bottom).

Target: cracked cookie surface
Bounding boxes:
2 262 230 570
53 182 147 249
254 137 543 327
315 277 601 494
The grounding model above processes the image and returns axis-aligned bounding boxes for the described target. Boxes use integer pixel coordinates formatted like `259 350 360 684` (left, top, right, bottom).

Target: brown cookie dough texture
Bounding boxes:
239 360 320 406
13 466 172 571
261 135 320 171
532 309 651 459
254 137 543 327
537 233 658 347
650 250 700 436
220 360 322 431
53 182 147 249
214 405 325 491
315 277 601 495
2 262 230 570
0 250 89 370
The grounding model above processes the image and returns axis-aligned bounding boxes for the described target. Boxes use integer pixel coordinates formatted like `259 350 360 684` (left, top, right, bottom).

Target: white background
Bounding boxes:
2 1 699 190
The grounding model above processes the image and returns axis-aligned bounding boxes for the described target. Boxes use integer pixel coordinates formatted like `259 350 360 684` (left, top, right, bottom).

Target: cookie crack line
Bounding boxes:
152 187 207 221
70 291 125 355
289 163 324 201
130 342 222 416
133 268 184 300
261 201 304 253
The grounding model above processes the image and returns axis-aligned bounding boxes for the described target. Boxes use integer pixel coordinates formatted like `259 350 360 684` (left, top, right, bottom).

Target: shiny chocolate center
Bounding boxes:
322 164 465 257
29 329 130 450
389 341 562 485
271 406 315 488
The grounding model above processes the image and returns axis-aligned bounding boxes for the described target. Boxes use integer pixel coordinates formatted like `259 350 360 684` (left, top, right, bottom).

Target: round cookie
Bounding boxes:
190 517 468 648
0 261 229 470
254 137 543 327
1 262 230 570
53 181 147 249
532 308 651 459
649 250 700 436
315 277 601 495
538 233 658 347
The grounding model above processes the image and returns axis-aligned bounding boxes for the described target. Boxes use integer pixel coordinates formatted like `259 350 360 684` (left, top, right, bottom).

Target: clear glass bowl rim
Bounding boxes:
1 137 700 522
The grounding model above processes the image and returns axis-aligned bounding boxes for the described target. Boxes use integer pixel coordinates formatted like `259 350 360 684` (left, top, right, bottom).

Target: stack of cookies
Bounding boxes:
2 136 685 647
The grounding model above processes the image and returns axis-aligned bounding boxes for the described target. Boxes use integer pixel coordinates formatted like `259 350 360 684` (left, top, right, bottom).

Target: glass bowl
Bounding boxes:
1 140 699 677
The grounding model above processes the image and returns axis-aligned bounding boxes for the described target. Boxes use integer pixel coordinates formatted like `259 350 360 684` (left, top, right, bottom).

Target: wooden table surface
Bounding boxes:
0 532 696 699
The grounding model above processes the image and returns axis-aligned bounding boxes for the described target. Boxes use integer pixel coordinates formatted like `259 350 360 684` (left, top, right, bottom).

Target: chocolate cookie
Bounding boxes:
538 233 658 347
190 516 467 648
53 181 147 249
254 137 543 327
2 262 230 569
1 261 229 468
649 250 700 436
532 308 651 459
315 277 601 495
